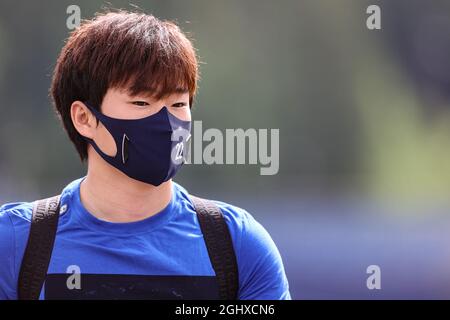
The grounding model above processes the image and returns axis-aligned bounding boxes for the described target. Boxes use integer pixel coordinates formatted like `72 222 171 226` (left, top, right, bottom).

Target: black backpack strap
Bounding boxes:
189 195 239 300
18 195 61 300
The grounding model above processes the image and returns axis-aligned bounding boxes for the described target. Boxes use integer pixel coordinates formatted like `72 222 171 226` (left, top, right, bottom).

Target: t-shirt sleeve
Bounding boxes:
0 207 17 299
218 202 291 300
237 212 291 300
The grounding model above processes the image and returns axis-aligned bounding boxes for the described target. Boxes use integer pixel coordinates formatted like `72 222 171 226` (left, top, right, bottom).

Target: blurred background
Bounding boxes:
1 0 450 299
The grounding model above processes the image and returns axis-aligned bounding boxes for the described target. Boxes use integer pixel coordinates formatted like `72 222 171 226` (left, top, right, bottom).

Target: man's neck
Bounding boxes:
79 156 173 223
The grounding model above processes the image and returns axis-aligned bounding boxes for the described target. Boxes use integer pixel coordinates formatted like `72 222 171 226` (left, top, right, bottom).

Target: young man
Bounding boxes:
0 10 290 300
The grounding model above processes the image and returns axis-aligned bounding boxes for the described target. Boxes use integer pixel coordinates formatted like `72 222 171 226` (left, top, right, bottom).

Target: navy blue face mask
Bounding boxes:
84 102 191 186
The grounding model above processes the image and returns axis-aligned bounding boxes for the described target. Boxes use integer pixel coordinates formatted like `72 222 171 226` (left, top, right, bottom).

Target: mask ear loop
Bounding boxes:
84 101 100 126
82 102 123 162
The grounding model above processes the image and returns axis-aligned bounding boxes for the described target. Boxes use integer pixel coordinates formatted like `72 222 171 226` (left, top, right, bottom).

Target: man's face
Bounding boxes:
88 87 191 158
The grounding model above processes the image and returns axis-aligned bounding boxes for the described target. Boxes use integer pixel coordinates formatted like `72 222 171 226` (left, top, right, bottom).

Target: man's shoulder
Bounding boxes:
211 199 253 234
0 176 82 253
173 182 254 234
173 183 291 299
206 199 291 300
0 201 35 299
0 201 33 224
0 201 33 255
0 177 82 224
173 182 269 257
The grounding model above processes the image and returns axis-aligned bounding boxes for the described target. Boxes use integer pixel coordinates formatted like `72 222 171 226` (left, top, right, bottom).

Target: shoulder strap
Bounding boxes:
17 194 237 300
189 195 239 300
18 195 61 300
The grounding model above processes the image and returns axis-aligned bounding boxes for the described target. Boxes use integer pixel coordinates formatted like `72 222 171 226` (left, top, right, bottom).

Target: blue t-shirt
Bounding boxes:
0 178 290 300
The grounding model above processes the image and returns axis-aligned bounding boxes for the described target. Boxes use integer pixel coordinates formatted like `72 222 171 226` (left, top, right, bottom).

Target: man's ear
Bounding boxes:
70 101 97 139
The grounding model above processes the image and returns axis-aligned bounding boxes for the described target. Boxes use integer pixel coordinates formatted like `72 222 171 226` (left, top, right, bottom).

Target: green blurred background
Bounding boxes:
1 0 450 299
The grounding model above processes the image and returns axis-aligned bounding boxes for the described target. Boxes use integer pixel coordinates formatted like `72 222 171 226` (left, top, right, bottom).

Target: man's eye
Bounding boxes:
172 102 188 108
132 101 149 107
